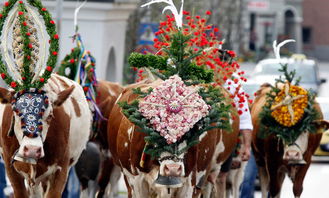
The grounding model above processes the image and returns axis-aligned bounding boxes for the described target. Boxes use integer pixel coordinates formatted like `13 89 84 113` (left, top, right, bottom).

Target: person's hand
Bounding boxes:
240 129 252 161
240 144 251 161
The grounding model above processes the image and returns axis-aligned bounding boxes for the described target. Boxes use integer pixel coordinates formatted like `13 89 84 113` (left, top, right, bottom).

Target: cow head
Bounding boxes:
155 141 187 188
0 86 74 164
283 120 329 164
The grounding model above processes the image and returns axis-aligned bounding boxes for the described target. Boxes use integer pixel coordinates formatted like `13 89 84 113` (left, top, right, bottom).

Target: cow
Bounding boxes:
251 84 329 198
0 74 92 198
75 80 124 198
107 79 240 198
225 146 247 198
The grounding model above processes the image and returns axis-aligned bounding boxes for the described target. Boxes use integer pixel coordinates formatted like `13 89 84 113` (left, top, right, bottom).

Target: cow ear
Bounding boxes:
54 85 75 107
313 120 329 131
0 87 14 104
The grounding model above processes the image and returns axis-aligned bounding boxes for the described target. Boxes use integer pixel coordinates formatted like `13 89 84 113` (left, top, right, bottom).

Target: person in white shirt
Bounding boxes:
216 76 253 198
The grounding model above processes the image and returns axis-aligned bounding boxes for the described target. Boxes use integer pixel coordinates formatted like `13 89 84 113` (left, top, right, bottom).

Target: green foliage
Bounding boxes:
119 85 232 158
58 47 80 80
0 0 58 91
259 64 319 144
128 31 214 84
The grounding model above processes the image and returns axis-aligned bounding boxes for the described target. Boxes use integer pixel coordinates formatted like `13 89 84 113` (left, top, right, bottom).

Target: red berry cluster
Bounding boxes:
136 11 251 109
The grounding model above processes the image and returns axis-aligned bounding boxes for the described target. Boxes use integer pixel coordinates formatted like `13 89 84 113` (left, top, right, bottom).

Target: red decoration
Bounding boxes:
18 11 24 16
28 43 33 48
0 14 3 18
4 2 9 7
50 20 55 25
52 51 58 56
22 77 26 81
41 8 47 11
22 21 27 26
206 10 212 15
70 59 75 64
26 32 31 36
19 1 23 4
39 78 45 83
53 34 59 39
10 82 17 88
1 73 6 79
46 66 52 72
83 86 89 92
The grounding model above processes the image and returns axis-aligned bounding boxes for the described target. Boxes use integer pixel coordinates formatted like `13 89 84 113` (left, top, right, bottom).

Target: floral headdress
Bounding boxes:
259 40 319 144
0 0 58 91
120 0 244 159
0 0 58 138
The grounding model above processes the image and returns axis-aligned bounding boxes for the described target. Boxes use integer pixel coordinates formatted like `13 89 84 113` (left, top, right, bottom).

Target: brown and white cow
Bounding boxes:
108 79 240 198
0 74 92 198
251 84 329 198
76 80 124 198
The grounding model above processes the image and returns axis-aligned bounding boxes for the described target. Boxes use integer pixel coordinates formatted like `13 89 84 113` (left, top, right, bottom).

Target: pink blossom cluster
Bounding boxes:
139 75 210 144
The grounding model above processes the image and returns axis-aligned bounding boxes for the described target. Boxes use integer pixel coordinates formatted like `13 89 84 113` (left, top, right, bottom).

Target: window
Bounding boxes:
303 27 312 44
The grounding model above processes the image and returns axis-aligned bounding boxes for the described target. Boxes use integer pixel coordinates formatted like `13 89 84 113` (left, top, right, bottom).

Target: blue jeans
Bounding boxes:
62 168 80 198
240 151 258 198
0 160 6 198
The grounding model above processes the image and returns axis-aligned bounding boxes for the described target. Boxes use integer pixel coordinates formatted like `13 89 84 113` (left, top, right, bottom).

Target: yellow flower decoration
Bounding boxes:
271 81 308 127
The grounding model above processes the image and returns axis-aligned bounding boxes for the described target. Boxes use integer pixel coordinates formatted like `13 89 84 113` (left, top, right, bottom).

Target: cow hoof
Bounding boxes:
154 175 182 188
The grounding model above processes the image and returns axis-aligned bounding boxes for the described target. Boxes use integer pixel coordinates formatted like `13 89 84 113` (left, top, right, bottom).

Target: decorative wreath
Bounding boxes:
120 0 242 158
259 64 319 144
0 0 58 91
271 82 308 127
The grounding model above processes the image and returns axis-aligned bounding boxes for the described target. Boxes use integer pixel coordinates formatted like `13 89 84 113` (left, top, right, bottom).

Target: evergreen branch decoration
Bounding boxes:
259 64 319 144
0 0 58 91
119 83 231 158
58 47 80 80
129 32 214 84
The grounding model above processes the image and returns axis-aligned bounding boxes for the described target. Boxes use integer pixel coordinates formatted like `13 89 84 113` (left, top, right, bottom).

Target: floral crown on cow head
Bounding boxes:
120 0 249 159
0 0 58 138
0 0 58 91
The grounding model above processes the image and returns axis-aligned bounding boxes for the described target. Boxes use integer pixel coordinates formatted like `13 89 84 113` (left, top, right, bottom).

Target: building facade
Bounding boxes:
244 0 304 55
302 0 329 61
44 0 138 83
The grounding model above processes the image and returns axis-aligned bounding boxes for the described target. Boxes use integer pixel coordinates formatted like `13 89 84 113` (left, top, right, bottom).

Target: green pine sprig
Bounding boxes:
259 64 319 144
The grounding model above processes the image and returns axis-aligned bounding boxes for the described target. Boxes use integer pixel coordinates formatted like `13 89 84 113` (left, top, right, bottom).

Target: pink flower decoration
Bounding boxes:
139 75 210 144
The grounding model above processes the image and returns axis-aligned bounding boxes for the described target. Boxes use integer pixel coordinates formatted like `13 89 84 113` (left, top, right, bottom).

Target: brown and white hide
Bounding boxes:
0 74 92 198
226 146 247 198
77 80 124 198
251 84 329 198
108 80 240 198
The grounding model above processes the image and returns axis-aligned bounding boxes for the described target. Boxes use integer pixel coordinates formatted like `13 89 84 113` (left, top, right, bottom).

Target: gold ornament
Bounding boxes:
271 81 308 127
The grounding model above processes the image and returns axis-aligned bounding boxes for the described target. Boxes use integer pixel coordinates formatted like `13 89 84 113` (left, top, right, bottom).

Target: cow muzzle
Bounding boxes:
14 136 45 164
283 149 306 165
23 145 42 159
164 164 183 177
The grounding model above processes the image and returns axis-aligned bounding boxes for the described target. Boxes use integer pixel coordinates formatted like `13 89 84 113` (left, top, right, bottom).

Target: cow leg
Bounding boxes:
96 155 112 198
3 164 28 198
292 164 309 198
124 175 133 198
267 163 285 198
258 166 269 198
45 166 69 198
106 164 121 197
